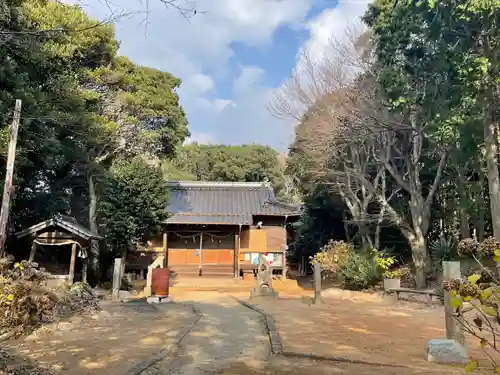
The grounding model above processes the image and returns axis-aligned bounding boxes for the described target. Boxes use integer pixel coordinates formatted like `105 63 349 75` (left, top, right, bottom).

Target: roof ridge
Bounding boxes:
167 181 271 189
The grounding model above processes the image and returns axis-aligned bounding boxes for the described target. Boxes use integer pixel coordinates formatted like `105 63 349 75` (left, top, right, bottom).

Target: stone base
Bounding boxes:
250 287 278 300
313 295 324 304
118 290 132 301
147 296 172 304
427 339 469 364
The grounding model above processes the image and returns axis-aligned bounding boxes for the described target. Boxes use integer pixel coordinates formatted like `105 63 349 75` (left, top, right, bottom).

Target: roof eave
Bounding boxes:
15 217 102 241
164 220 248 226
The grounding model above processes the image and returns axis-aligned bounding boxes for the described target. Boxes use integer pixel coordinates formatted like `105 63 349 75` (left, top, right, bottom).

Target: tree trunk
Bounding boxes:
484 119 500 239
358 221 373 250
88 173 100 284
475 168 486 241
409 231 427 289
342 211 350 241
457 168 470 239
476 204 485 241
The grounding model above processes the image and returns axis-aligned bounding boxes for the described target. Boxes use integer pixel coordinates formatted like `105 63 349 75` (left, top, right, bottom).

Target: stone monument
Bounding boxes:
426 261 468 364
313 262 323 304
250 254 278 300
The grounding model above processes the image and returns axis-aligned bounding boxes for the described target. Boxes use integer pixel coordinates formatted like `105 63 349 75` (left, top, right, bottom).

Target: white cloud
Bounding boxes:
210 65 294 149
73 0 370 151
270 0 371 122
212 99 236 112
192 97 236 113
233 66 265 95
303 0 370 63
179 73 214 97
74 0 315 151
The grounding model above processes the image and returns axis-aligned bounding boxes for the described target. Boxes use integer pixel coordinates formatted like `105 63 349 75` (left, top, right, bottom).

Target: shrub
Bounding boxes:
398 266 415 287
430 236 458 267
478 237 500 257
121 276 133 291
458 238 479 257
310 240 354 280
434 284 444 304
375 252 400 278
444 248 500 373
338 252 382 290
0 257 58 336
0 255 100 338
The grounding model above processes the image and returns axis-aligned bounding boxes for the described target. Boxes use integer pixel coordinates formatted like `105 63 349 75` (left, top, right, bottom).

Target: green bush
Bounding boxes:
310 240 354 280
430 236 458 267
434 285 444 304
338 252 382 290
120 276 133 291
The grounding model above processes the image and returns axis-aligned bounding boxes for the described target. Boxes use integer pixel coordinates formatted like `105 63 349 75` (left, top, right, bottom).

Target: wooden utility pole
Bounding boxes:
0 99 22 258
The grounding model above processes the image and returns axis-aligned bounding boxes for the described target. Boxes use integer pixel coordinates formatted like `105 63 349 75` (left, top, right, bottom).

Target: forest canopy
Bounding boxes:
273 0 500 289
0 0 292 282
0 0 189 280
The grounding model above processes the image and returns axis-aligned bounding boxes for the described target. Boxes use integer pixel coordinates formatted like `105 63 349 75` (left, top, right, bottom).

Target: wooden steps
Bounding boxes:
169 264 234 278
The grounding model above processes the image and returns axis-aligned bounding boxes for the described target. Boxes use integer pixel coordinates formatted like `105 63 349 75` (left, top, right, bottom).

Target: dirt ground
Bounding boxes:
2 300 197 375
2 286 492 375
240 288 488 374
141 292 270 375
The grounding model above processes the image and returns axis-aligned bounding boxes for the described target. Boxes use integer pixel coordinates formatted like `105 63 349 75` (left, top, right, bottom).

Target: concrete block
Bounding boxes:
147 296 172 304
118 290 131 300
427 339 469 364
250 287 278 300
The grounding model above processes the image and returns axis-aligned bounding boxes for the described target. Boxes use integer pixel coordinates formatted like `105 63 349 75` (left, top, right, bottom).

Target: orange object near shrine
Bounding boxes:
151 268 170 296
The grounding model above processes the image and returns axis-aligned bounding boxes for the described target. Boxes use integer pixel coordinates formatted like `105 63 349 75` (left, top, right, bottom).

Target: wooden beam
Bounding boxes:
234 227 241 278
82 258 88 284
0 99 21 257
282 249 287 280
162 232 168 268
68 243 77 284
28 242 37 262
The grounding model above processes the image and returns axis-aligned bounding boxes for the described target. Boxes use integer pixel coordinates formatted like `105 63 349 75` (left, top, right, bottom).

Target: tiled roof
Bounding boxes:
15 214 102 240
165 181 302 225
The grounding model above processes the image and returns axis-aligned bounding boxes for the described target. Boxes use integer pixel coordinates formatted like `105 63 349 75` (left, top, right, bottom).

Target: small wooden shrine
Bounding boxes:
15 214 102 284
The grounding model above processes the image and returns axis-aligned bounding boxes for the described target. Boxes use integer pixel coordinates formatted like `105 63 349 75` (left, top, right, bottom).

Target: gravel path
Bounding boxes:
143 292 270 375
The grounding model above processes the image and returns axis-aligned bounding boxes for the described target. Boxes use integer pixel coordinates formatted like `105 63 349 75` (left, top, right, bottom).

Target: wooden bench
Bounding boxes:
385 287 438 305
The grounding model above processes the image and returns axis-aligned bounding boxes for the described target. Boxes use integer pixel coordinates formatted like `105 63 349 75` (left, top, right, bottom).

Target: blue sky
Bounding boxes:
78 0 370 152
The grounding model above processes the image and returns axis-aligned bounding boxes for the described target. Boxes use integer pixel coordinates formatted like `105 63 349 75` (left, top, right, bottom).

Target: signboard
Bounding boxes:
248 252 283 266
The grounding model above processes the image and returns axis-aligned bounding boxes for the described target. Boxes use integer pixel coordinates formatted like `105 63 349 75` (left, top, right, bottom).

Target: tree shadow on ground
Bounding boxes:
2 295 269 375
247 297 469 375
0 347 55 375
217 355 438 375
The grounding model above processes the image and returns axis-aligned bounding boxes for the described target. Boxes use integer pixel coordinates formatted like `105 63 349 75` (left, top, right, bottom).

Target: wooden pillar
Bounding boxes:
82 257 88 284
314 262 323 304
443 261 465 344
234 226 241 278
68 243 77 284
282 241 288 279
198 232 203 276
28 241 37 262
112 258 122 300
162 231 168 268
